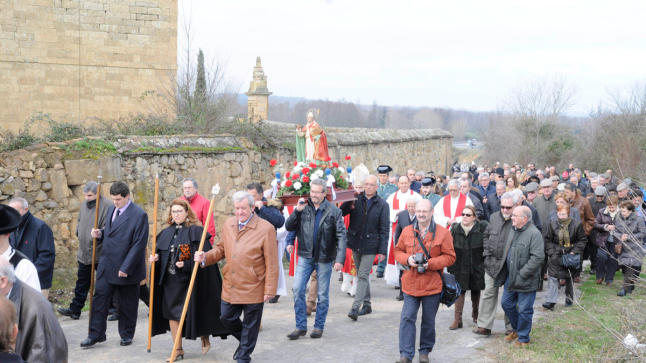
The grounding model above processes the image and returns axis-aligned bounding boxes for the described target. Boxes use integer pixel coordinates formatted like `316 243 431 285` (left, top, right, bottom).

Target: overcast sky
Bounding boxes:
181 1 646 115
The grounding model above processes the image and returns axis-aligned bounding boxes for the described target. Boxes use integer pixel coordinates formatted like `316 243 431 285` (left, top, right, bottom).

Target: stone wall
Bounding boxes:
0 0 177 132
0 124 451 271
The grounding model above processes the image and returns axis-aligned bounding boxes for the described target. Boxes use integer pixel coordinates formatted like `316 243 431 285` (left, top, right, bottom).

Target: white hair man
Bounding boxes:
433 179 474 228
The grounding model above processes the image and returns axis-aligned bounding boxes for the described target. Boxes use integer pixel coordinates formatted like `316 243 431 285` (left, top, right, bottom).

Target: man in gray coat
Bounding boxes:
58 181 111 320
500 206 544 346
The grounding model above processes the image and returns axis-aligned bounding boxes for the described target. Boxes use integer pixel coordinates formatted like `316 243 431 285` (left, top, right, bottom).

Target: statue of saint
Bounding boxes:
296 111 330 163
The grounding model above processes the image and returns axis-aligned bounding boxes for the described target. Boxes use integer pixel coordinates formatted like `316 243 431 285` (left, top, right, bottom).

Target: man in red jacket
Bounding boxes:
181 178 216 244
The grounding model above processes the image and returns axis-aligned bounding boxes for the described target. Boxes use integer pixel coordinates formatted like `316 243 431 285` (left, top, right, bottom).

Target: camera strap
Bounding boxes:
413 220 435 260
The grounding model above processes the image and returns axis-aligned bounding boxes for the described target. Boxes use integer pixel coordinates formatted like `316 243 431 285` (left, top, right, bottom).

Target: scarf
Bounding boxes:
557 217 572 247
461 222 474 236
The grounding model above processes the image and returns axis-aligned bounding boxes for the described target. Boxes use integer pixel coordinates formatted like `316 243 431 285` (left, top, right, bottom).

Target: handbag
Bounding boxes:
413 221 461 307
560 252 581 270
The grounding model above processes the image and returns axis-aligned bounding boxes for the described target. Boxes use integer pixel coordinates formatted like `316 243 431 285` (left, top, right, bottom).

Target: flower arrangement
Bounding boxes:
275 160 351 196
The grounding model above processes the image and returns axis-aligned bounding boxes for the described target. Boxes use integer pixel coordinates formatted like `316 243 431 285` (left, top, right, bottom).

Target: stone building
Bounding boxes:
246 57 272 123
0 0 178 133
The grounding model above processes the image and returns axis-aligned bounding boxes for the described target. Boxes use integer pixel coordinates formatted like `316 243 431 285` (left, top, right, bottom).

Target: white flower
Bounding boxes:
327 175 336 185
281 180 287 188
310 174 319 180
316 170 324 177
293 181 302 190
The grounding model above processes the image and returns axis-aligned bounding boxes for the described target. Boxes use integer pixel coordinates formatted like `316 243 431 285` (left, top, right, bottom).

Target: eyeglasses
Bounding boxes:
500 206 513 210
461 213 474 217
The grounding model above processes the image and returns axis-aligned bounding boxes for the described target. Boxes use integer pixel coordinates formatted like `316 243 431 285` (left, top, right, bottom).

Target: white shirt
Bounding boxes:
1 246 41 291
433 193 474 228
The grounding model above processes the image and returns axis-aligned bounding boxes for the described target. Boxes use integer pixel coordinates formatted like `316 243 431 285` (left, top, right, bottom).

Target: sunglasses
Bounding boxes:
500 206 513 210
461 213 474 217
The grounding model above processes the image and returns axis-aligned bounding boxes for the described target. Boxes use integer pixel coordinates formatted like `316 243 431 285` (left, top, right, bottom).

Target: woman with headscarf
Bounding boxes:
542 204 587 310
615 201 646 296
447 205 487 329
593 195 620 285
149 199 231 360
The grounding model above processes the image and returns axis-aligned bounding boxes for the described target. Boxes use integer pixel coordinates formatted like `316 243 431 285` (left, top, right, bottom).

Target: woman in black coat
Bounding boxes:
149 199 230 360
542 204 587 310
447 205 487 330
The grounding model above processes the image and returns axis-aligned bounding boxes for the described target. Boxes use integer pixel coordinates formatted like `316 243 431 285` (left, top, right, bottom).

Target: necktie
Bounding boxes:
238 223 244 231
113 209 121 222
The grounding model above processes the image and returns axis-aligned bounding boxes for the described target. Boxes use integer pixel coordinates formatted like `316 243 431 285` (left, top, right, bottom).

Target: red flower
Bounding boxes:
302 176 310 183
294 161 298 166
325 156 331 162
285 172 291 179
301 167 310 174
340 175 344 179
291 173 299 180
345 155 351 160
309 162 317 168
285 180 293 187
269 159 277 167
332 162 339 168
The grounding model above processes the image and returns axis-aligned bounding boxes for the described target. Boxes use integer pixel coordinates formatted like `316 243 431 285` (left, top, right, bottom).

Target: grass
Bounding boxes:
128 145 243 154
493 268 646 362
62 138 117 159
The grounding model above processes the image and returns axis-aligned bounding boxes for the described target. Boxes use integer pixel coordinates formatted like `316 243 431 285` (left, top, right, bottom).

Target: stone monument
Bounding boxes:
246 57 272 123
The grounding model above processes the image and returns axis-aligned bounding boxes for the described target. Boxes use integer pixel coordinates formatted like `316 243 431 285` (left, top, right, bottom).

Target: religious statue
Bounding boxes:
295 110 330 163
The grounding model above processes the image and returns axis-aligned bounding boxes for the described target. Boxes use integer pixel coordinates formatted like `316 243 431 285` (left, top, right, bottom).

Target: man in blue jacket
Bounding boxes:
8 197 55 297
81 181 149 348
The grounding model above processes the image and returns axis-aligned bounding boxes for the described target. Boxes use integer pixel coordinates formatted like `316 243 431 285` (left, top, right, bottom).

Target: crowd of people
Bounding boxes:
0 159 644 363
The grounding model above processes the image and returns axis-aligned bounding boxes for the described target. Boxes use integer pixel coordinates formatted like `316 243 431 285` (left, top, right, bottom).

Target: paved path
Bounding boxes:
60 273 558 363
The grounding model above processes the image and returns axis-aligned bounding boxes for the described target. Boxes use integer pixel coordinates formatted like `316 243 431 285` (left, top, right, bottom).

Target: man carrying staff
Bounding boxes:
81 181 149 348
195 191 278 363
58 181 111 320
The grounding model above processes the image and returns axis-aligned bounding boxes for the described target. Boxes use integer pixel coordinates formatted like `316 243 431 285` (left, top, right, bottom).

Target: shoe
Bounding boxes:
419 353 430 363
504 331 518 342
504 329 513 336
472 327 491 336
376 271 384 278
605 281 613 286
543 273 548 281
120 338 133 346
80 335 106 348
559 279 566 286
589 268 596 275
268 295 280 303
396 357 412 363
395 294 404 301
201 336 210 355
565 299 573 307
58 307 80 320
573 277 581 283
310 328 323 338
542 302 555 311
358 305 372 316
348 308 359 321
596 278 603 284
287 329 307 340
514 341 530 347
166 349 184 361
108 313 119 321
617 289 626 297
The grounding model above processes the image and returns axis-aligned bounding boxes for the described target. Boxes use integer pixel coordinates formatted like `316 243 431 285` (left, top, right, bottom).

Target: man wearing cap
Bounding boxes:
617 183 630 203
377 165 398 200
524 182 539 206
8 197 55 297
0 205 40 291
420 177 441 206
534 179 556 235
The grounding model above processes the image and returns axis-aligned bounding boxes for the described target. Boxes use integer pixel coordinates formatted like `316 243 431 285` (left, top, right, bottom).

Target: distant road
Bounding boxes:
453 140 481 149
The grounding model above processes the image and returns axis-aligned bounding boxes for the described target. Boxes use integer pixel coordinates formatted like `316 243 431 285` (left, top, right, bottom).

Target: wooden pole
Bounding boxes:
88 175 102 334
147 174 160 352
169 184 220 363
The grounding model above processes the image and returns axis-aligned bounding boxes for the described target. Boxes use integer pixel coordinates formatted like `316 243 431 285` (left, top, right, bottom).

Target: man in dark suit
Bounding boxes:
393 199 418 301
485 181 506 220
81 181 149 348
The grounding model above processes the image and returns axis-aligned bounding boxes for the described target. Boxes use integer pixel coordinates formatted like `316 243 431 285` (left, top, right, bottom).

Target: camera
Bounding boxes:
414 252 427 274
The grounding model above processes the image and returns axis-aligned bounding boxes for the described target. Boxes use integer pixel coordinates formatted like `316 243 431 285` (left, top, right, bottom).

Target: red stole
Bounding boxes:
443 193 467 222
387 221 398 264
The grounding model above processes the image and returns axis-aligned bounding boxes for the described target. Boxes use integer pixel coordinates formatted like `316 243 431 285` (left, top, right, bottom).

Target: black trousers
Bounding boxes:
70 262 94 314
109 284 150 315
88 277 140 340
220 301 264 363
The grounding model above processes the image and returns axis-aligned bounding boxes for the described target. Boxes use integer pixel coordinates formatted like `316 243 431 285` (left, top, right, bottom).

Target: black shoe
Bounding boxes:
589 268 596 275
58 307 80 320
120 338 133 346
565 299 573 307
287 329 307 340
358 305 372 316
348 308 359 321
542 303 555 311
395 294 404 301
310 328 323 338
617 289 626 296
80 335 106 348
268 295 280 303
108 313 119 321
376 272 384 278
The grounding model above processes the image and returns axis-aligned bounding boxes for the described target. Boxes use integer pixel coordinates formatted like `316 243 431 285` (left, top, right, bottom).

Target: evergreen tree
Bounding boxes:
195 49 206 102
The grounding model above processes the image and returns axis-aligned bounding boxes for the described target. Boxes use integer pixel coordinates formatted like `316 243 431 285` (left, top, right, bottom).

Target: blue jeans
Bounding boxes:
501 284 536 343
596 243 618 283
399 293 440 360
292 257 333 331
